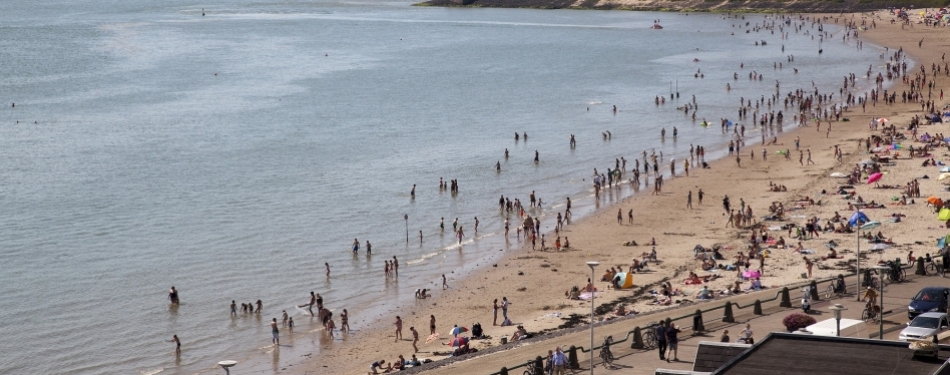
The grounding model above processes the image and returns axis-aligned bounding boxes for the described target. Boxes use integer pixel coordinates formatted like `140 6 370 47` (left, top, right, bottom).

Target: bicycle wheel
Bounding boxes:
825 284 834 298
642 331 657 349
899 268 907 282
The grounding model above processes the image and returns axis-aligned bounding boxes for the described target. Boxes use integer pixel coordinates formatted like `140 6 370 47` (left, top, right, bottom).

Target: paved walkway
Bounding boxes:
423 272 944 374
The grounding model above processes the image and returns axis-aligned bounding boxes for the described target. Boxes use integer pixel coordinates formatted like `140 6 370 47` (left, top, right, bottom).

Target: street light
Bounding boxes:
873 265 889 340
586 261 599 375
828 304 848 337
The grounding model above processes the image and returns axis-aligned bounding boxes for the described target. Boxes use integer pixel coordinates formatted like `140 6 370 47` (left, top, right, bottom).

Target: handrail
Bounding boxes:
487 274 861 375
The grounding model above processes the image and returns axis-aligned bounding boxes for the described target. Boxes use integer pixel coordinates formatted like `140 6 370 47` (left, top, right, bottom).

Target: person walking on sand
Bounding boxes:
430 314 436 335
288 317 294 333
326 318 336 338
687 190 693 209
628 209 633 224
617 209 623 224
807 149 814 165
804 257 814 278
698 189 704 205
411 327 419 353
394 316 403 342
271 318 280 345
442 274 448 289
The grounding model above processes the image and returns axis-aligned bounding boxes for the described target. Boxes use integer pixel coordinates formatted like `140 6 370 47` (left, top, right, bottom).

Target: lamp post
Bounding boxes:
829 304 847 337
586 261 599 375
873 265 888 339
404 214 409 245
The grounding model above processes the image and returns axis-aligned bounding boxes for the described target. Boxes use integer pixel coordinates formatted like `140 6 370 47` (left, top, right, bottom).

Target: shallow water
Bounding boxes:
0 2 887 374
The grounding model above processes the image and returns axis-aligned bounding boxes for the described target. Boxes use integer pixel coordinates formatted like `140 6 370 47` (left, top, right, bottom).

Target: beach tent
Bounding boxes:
849 211 870 226
611 272 634 289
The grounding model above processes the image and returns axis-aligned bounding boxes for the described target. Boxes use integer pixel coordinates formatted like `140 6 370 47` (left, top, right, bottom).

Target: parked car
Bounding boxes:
899 312 950 341
907 287 950 319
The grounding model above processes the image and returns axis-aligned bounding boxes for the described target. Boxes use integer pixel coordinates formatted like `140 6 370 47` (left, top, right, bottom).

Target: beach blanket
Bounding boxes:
577 292 601 301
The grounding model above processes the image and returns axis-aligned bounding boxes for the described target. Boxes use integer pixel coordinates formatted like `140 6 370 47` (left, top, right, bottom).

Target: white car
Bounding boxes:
898 312 950 341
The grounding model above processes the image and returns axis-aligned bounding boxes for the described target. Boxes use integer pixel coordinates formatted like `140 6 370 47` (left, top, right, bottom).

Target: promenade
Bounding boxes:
422 271 948 374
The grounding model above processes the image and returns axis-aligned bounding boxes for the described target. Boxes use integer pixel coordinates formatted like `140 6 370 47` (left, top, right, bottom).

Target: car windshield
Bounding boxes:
914 290 946 302
910 317 940 329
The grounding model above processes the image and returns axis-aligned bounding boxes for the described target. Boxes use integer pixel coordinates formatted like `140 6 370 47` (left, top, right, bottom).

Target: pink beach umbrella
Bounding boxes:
742 270 761 279
867 172 883 184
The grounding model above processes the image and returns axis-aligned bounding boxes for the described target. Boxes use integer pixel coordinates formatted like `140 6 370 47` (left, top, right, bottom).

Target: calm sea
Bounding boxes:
0 1 886 374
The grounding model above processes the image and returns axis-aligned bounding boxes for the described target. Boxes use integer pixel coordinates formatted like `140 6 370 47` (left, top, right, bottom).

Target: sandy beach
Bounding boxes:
284 10 950 375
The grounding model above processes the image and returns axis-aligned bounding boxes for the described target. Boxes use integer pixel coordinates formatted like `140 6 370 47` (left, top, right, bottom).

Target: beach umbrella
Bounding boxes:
449 326 468 336
928 196 944 206
877 118 890 123
867 172 883 184
742 270 761 279
940 173 950 181
425 333 441 344
940 208 950 221
849 211 870 226
448 336 469 347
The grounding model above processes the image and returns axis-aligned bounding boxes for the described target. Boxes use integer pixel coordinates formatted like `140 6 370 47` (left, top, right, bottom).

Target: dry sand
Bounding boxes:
285 11 950 375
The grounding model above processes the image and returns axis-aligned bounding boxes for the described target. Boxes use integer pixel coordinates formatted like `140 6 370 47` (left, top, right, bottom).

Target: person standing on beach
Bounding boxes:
410 184 415 199
534 150 539 163
493 299 500 326
352 238 360 253
804 257 814 278
723 195 731 214
502 297 510 320
655 321 668 360
474 217 479 233
255 300 263 313
271 318 280 345
430 314 436 335
617 209 623 224
394 316 403 342
366 240 372 254
410 327 419 353
325 262 330 278
282 310 288 327
288 317 294 333
698 189 704 205
392 256 399 276
628 209 633 224
307 292 316 316
230 300 237 316
687 191 693 209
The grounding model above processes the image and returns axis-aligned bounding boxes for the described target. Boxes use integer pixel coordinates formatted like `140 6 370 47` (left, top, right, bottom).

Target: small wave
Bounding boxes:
587 101 603 105
140 368 164 375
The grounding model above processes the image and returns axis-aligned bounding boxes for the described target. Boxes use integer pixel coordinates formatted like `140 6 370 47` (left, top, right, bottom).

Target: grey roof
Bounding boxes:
692 341 751 372
716 333 948 375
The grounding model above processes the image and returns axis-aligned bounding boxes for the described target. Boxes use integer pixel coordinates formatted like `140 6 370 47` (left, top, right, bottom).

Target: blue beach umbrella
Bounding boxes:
849 211 870 226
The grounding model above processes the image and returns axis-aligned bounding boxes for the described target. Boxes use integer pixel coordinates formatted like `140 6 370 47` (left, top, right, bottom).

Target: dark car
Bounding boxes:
908 287 950 319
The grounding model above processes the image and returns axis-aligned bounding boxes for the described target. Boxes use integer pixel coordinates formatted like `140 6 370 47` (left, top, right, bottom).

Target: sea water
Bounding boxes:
0 1 888 374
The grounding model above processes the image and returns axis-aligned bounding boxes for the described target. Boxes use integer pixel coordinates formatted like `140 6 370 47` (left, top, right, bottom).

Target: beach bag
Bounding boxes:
502 318 512 326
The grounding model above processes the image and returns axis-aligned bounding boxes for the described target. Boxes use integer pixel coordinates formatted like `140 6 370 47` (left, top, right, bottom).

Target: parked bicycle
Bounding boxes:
825 274 847 298
599 336 615 368
641 326 658 349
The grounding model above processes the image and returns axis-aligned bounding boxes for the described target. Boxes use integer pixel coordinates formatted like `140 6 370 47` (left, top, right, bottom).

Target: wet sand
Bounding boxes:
289 11 950 375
